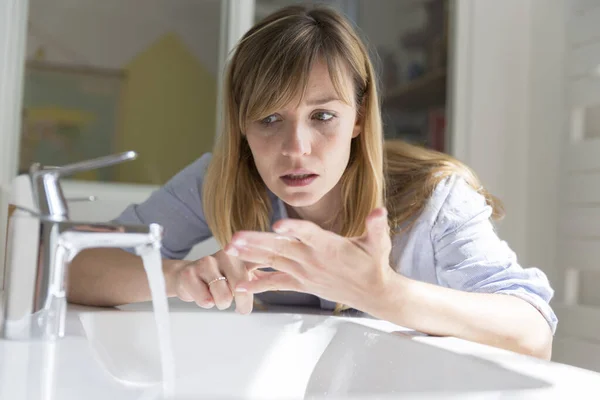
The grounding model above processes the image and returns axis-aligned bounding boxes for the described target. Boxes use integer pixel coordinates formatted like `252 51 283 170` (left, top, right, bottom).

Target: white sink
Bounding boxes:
79 308 550 399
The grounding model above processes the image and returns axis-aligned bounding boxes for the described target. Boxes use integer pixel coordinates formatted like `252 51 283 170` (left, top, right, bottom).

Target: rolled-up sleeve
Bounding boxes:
113 153 214 260
430 176 558 334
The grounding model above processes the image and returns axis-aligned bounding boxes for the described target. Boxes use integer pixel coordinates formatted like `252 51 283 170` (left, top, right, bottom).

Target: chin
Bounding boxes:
276 189 323 208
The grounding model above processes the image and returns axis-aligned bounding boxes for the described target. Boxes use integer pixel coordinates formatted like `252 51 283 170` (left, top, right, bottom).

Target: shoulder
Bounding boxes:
398 173 493 239
165 152 213 189
172 153 213 179
428 174 487 217
391 173 491 237
425 174 493 240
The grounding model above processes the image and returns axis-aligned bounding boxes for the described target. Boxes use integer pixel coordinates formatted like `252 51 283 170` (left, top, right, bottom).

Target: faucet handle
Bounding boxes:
30 151 137 179
67 195 98 203
30 151 137 220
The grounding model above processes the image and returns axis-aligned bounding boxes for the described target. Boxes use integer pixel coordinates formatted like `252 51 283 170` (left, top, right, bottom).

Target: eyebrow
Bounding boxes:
305 96 343 106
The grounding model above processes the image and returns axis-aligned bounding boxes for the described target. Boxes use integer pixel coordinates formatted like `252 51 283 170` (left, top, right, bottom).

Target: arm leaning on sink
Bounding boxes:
227 176 557 360
68 155 254 313
68 247 254 314
68 248 184 307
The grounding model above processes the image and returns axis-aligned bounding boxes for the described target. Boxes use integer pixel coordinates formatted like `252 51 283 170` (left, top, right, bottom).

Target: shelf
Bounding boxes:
383 69 447 110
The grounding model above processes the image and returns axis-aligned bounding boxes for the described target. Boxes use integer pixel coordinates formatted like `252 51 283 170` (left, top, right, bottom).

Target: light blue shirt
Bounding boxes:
114 153 558 334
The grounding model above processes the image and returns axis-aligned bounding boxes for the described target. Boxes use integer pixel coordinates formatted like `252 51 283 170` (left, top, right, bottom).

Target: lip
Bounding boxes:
280 174 318 187
279 168 318 177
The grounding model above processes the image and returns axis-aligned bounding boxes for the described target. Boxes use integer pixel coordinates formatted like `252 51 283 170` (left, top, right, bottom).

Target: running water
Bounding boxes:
140 248 176 398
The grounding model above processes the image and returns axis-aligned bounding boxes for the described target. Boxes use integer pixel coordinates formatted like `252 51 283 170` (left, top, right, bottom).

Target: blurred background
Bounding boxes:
16 0 450 185
1 0 600 374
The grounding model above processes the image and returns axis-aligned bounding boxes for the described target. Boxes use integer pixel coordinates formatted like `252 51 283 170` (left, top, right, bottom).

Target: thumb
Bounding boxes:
363 207 390 251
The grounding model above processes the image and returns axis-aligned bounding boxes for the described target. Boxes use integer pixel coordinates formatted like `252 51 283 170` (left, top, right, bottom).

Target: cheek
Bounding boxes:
245 134 275 173
320 120 354 170
245 134 260 154
322 119 355 148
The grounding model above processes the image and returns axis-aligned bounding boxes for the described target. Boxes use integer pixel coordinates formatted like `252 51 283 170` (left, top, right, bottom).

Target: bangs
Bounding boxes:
236 23 357 132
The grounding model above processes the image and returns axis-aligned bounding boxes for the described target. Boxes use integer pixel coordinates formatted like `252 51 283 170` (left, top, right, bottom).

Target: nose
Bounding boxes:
281 122 311 157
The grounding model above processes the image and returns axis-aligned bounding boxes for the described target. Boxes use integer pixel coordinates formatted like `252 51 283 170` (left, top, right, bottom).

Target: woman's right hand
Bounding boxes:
169 250 254 314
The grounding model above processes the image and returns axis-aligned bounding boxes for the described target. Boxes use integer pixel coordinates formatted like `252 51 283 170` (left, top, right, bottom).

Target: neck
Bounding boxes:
285 183 343 234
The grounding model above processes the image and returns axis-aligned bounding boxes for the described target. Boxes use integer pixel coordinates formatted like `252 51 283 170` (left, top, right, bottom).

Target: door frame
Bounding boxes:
0 0 30 290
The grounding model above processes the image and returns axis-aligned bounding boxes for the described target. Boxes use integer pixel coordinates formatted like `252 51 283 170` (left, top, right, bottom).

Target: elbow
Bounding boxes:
514 322 553 360
503 295 555 360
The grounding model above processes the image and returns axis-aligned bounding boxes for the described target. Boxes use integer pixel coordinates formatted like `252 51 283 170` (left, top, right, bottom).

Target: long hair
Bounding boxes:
384 140 504 233
203 5 383 246
203 4 503 246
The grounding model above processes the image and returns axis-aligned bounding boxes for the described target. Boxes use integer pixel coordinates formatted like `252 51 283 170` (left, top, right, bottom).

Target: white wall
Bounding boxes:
525 0 566 294
551 0 600 371
451 0 600 371
450 0 568 297
450 0 534 265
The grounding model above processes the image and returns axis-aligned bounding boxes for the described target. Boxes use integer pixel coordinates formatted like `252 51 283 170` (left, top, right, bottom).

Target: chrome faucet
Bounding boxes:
1 152 163 341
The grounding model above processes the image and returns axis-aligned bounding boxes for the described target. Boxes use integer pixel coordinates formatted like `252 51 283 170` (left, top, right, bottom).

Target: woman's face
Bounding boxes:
245 60 360 208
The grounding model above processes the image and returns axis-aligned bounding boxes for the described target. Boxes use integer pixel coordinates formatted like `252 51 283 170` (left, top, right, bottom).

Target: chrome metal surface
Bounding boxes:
1 152 162 341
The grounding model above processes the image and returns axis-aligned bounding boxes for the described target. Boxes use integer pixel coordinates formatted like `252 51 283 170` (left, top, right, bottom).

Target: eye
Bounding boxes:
260 114 281 126
312 111 335 122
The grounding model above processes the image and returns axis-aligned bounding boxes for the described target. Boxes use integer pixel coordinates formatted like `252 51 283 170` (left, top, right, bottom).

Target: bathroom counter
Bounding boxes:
1 299 599 399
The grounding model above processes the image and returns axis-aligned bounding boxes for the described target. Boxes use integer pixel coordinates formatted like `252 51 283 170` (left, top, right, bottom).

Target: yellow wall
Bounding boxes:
115 32 216 184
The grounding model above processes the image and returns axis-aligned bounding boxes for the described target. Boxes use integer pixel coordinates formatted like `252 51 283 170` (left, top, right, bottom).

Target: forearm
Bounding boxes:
67 248 184 307
368 273 553 359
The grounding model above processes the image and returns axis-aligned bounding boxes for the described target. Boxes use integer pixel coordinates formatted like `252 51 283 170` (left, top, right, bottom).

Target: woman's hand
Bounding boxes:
224 208 397 313
169 250 254 314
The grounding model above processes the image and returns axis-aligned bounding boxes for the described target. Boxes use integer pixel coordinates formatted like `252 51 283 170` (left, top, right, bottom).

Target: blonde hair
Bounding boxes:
204 5 384 246
203 6 503 309
384 140 504 233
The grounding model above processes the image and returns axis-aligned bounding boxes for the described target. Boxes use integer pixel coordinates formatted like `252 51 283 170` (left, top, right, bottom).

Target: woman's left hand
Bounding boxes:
224 207 397 312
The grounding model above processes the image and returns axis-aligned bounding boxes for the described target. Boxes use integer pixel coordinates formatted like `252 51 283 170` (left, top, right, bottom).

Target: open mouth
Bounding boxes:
280 173 319 187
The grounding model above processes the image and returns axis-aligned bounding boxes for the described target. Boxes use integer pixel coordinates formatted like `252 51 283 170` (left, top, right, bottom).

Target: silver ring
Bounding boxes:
207 276 227 286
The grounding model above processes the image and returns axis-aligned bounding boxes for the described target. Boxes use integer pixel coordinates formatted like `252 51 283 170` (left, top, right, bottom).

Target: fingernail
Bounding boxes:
274 225 287 233
236 307 251 315
235 286 247 293
233 238 247 247
225 246 239 256
380 208 388 218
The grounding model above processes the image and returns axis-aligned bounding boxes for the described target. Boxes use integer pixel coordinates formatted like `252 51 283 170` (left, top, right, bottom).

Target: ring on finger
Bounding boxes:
207 276 228 286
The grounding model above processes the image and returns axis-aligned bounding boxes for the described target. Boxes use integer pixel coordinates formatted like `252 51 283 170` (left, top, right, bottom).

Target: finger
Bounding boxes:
271 219 325 248
236 270 300 294
179 266 214 308
225 242 303 276
216 253 254 315
177 279 195 302
361 207 390 252
245 263 270 272
227 232 307 265
196 258 234 310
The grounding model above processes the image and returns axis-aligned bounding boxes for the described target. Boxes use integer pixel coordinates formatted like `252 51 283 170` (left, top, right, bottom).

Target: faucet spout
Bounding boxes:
0 152 160 341
1 214 163 341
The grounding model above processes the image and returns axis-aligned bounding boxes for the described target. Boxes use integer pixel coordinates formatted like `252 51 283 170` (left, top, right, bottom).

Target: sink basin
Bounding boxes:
79 308 550 399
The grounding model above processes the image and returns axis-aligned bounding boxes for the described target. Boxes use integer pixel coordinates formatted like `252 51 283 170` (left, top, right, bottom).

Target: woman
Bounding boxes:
69 5 556 359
